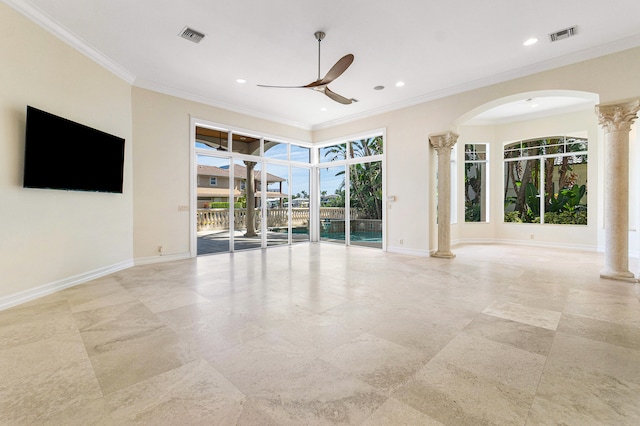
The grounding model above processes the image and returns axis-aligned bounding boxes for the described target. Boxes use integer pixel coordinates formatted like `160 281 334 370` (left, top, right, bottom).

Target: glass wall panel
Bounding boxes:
266 163 289 247
196 155 230 255
319 143 348 163
543 154 588 224
349 161 382 248
234 159 262 250
320 165 346 242
465 144 487 222
231 134 261 156
264 140 288 160
350 136 383 158
504 159 541 223
195 127 228 151
504 136 587 225
291 167 310 243
290 144 310 163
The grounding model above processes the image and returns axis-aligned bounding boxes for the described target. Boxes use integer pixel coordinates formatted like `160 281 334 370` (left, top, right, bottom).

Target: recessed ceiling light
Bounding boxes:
523 37 538 46
236 78 247 84
320 107 327 111
395 81 405 87
374 85 385 91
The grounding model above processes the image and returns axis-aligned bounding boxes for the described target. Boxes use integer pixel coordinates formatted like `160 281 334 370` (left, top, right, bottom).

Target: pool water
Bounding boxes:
320 231 382 242
270 227 382 243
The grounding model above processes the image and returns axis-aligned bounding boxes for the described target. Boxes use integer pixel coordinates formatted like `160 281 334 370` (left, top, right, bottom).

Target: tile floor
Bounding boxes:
1 243 639 425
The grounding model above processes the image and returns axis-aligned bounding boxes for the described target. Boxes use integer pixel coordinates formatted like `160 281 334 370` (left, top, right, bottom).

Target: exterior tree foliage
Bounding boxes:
504 137 587 224
322 137 383 219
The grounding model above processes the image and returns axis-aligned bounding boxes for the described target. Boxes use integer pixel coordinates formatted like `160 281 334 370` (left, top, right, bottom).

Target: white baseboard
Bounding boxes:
453 238 599 253
134 252 192 266
386 246 431 257
0 259 134 312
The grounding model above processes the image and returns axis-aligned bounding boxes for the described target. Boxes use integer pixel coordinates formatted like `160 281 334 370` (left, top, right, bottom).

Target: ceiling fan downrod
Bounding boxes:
314 31 325 81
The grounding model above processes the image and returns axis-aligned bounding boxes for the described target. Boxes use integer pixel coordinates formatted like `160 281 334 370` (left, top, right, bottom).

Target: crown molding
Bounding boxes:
2 0 136 84
133 78 312 131
311 34 640 131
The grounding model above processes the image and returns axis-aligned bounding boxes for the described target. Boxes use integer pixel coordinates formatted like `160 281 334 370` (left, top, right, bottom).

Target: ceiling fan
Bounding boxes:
258 31 354 105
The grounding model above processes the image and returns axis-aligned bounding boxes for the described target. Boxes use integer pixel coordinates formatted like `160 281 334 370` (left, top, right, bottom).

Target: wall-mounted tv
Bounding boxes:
23 106 125 193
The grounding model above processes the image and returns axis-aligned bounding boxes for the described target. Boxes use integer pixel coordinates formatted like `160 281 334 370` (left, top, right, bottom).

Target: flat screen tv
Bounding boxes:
23 106 125 193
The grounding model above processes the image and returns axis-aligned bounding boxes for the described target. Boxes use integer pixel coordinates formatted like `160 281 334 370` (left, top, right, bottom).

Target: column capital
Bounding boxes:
595 99 640 133
429 131 459 154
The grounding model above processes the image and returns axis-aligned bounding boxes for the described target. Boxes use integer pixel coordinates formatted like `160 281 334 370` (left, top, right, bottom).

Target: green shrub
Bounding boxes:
504 211 523 223
544 211 587 225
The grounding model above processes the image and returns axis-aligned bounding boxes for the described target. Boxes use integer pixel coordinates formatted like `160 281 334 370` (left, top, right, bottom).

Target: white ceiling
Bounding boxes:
7 0 640 129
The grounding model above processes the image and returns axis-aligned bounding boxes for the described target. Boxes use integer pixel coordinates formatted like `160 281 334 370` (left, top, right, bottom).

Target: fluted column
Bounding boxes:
429 131 459 258
596 99 640 282
244 161 257 237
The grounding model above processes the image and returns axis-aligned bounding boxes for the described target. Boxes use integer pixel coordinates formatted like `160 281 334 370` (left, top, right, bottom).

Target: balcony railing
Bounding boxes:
197 208 367 231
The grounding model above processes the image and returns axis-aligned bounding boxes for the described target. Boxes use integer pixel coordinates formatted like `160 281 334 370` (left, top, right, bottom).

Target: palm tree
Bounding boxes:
322 137 383 219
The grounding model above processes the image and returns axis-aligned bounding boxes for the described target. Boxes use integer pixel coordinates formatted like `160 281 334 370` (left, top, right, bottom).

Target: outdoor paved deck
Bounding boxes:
197 230 310 255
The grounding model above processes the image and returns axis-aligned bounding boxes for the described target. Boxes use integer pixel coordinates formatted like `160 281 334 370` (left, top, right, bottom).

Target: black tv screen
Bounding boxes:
23 106 125 193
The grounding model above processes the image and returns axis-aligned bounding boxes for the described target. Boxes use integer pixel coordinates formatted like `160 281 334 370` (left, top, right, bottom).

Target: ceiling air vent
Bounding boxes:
179 26 205 44
549 26 577 42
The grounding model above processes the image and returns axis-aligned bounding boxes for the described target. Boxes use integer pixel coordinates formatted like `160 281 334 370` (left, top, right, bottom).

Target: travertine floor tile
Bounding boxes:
527 363 640 425
105 359 245 424
74 301 170 356
395 360 534 425
0 357 102 424
462 314 556 356
89 330 198 395
545 332 640 384
361 397 445 426
557 312 640 351
323 333 428 394
0 301 76 349
207 333 387 424
61 277 138 313
1 243 639 425
482 300 562 331
564 288 640 327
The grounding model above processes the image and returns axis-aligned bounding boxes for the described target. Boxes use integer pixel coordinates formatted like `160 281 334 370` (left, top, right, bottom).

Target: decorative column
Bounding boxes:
596 99 640 282
244 160 257 237
429 131 459 258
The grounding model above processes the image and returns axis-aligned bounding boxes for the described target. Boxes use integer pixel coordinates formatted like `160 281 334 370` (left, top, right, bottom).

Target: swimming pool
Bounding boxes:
320 231 382 242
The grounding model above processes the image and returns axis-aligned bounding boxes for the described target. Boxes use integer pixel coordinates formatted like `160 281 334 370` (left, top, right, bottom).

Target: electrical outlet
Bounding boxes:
530 234 535 240
157 245 164 254
400 239 404 245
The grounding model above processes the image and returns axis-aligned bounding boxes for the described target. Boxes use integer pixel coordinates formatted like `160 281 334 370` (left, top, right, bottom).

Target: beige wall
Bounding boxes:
0 4 133 302
131 87 310 260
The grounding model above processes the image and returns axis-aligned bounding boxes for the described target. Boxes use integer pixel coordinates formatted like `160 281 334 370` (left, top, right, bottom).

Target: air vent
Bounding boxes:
179 26 205 44
549 26 577 42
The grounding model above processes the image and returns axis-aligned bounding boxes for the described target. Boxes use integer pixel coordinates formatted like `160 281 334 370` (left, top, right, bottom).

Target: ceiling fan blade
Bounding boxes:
317 54 354 85
324 86 352 105
257 84 307 89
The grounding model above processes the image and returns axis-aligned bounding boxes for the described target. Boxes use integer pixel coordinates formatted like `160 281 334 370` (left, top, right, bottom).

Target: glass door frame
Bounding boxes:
313 129 386 249
190 117 314 257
